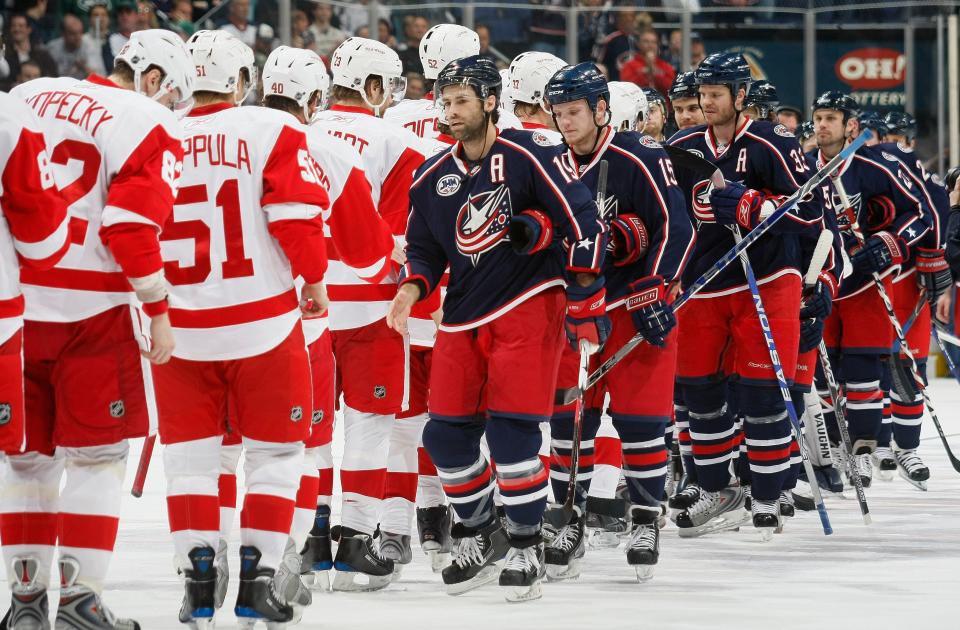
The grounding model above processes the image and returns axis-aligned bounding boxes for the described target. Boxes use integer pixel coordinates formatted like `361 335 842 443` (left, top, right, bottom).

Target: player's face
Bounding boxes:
813 109 847 151
698 85 740 127
673 96 704 130
643 105 664 137
550 99 601 151
440 85 493 141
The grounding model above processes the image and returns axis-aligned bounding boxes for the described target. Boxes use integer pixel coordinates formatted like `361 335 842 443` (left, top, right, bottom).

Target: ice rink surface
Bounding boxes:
4 379 959 629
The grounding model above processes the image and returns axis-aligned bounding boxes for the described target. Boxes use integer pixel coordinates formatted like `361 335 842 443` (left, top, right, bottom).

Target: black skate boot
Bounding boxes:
234 546 292 629
584 496 628 549
895 448 930 491
499 534 545 603
416 505 453 573
274 538 311 623
544 506 585 581
55 557 139 630
751 498 782 542
675 486 749 538
850 440 875 488
624 506 659 582
778 491 795 518
872 446 897 481
668 475 701 511
378 532 412 578
442 520 509 595
178 546 216 630
299 505 332 591
2 556 50 630
331 528 393 592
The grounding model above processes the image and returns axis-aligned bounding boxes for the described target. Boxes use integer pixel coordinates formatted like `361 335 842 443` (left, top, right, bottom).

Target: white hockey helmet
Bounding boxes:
419 24 480 81
187 30 256 103
498 68 514 115
330 37 406 115
608 81 647 132
508 51 567 111
262 46 329 118
115 29 194 113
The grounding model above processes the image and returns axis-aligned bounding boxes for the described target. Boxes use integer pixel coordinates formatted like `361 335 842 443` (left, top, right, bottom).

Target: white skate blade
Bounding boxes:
756 526 776 542
188 618 215 630
898 468 929 491
677 509 750 538
633 564 656 583
444 565 500 596
876 468 895 482
503 580 543 603
331 569 392 592
238 619 287 630
545 558 581 581
303 570 331 592
586 529 621 550
427 550 450 573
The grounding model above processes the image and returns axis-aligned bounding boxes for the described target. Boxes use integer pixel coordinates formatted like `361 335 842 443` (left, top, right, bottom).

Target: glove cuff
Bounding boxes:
818 271 839 299
916 247 948 273
625 275 666 311
509 209 554 255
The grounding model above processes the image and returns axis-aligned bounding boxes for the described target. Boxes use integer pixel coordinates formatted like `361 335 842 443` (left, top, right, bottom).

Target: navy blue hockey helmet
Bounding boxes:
435 55 501 100
811 90 859 121
858 110 887 139
743 80 780 118
884 111 917 140
641 87 666 109
695 52 752 90
668 71 698 102
544 62 609 111
797 120 815 143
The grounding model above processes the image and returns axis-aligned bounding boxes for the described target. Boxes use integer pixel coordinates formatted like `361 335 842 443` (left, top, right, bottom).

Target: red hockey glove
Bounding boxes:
565 279 610 353
609 213 649 267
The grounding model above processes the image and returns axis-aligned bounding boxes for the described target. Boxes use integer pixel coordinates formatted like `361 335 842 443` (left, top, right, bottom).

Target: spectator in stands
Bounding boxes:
3 14 57 90
87 2 110 44
397 14 429 74
310 2 348 59
24 0 55 46
476 24 499 65
405 71 425 100
47 13 106 79
103 0 139 73
167 0 196 38
529 0 566 58
136 0 159 30
219 0 257 47
620 27 676 96
291 8 317 54
377 17 396 49
776 105 803 133
595 8 638 81
665 29 707 71
335 0 389 37
15 59 42 85
253 23 276 67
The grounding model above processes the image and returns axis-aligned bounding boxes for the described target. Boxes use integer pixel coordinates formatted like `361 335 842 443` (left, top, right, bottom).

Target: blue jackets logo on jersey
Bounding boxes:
436 173 462 196
455 184 513 264
691 178 717 223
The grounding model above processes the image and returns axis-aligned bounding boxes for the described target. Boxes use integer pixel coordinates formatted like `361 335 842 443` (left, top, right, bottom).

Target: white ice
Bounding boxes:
3 379 959 629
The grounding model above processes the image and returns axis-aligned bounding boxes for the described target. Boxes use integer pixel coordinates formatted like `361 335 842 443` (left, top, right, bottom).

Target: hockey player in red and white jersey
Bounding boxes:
608 81 646 132
507 51 566 145
0 95 71 628
259 45 398 600
310 37 431 590
5 29 193 629
384 23 522 140
152 30 330 628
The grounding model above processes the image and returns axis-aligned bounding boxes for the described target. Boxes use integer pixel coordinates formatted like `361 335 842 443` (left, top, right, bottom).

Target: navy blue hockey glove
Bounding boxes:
709 181 778 231
916 247 952 307
850 230 905 275
624 275 676 347
565 278 611 353
799 316 825 354
799 273 837 320
609 213 649 267
509 209 554 255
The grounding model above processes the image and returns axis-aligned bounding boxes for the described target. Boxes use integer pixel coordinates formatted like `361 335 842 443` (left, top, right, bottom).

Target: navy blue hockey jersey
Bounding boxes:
565 127 695 307
668 118 821 294
401 128 605 330
805 145 932 300
877 141 950 255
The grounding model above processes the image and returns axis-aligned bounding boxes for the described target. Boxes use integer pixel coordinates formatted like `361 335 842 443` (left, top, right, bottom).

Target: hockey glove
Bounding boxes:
799 316 825 354
624 275 676 347
609 213 649 267
916 247 952 306
509 209 554 255
799 272 837 320
850 231 905 275
709 181 775 231
565 278 611 353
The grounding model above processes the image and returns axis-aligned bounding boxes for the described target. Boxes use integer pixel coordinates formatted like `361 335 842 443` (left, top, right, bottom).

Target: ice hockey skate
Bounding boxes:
378 532 413 578
545 506 585 581
299 506 332 591
416 506 453 572
499 537 545 603
331 528 394 592
752 498 782 542
779 491 795 518
234 546 292 629
668 476 701 512
624 507 659 582
274 539 311 623
850 442 875 489
178 546 216 630
214 539 229 611
1 557 49 630
895 448 930 491
675 486 750 538
54 558 139 630
872 446 897 481
584 510 628 549
441 521 509 596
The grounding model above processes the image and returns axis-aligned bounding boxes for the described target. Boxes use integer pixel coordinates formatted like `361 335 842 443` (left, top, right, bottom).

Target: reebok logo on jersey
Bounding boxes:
291 406 303 422
0 403 9 426
455 185 513 265
437 173 461 196
109 400 125 418
374 386 386 399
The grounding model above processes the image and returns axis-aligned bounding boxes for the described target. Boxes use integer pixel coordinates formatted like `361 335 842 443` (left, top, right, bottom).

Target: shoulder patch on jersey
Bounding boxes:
774 124 794 138
640 135 662 148
881 151 898 162
897 141 914 154
437 173 462 197
531 131 554 147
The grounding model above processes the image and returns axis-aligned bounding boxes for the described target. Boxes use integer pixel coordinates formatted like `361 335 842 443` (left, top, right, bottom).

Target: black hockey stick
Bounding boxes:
888 291 928 401
832 176 960 474
556 131 871 406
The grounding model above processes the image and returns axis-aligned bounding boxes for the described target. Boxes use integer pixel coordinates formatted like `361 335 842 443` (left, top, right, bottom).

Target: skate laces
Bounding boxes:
548 522 581 553
678 484 700 500
687 491 720 518
856 453 872 476
897 449 923 471
625 524 656 551
452 534 485 569
752 498 778 516
503 546 540 573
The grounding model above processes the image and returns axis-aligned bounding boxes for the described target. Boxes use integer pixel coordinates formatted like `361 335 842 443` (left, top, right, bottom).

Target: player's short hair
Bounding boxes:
263 94 302 116
329 74 384 105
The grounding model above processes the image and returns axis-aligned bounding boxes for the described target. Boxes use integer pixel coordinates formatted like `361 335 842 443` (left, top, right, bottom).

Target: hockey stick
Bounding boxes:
832 176 960 473
557 131 871 406
131 434 156 498
888 291 928 401
562 160 608 519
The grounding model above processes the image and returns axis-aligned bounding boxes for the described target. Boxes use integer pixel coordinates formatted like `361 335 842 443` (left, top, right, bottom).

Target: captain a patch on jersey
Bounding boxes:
455 184 513 265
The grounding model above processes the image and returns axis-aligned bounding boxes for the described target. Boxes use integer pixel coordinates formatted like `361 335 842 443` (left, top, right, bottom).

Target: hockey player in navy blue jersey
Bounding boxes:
807 92 933 490
668 52 824 538
541 63 694 582
386 56 606 603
